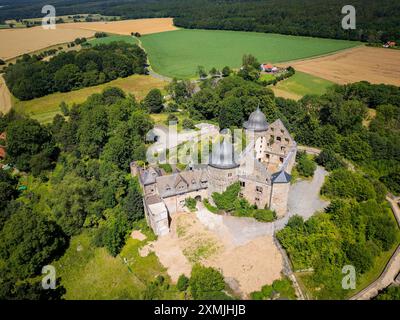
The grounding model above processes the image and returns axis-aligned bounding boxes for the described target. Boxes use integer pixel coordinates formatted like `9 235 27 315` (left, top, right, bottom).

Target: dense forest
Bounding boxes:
1 0 399 43
4 42 147 100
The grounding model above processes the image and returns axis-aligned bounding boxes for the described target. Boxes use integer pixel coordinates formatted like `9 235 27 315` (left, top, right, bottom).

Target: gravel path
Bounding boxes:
287 166 329 219
196 166 329 246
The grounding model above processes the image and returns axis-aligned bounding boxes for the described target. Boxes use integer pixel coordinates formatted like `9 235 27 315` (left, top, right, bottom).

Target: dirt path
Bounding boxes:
0 75 12 114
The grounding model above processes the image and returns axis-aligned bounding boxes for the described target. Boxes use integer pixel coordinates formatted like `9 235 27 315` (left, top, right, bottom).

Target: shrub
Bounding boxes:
182 118 195 130
177 274 189 292
296 152 316 177
253 209 276 222
189 264 227 300
250 291 264 300
316 149 345 171
185 197 197 212
212 182 240 212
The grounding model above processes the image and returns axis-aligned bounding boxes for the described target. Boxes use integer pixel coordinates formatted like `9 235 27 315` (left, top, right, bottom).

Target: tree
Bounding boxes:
121 179 144 223
143 88 163 113
221 66 231 77
77 104 108 158
189 264 228 300
54 64 82 92
103 213 130 257
0 206 67 279
218 96 243 129
182 118 195 130
296 152 316 177
197 65 207 79
6 117 56 172
316 149 345 171
177 274 189 292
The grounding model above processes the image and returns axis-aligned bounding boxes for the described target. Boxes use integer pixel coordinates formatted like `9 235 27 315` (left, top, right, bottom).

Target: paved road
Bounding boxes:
350 196 400 300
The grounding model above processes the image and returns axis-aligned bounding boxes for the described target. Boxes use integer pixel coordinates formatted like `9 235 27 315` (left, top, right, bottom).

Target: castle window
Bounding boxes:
280 157 284 163
256 186 263 193
277 136 282 142
192 179 196 185
228 173 232 177
239 192 244 198
281 129 285 134
255 197 260 202
285 138 289 143
240 181 245 187
281 146 286 151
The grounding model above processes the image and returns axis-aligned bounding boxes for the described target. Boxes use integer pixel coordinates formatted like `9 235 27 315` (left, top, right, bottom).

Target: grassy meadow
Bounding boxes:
53 221 182 300
13 74 167 123
140 29 361 78
88 34 138 46
272 71 334 100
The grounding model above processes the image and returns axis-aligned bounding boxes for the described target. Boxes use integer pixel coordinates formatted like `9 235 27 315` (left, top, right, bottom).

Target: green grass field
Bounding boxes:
140 29 361 79
272 71 334 100
88 34 138 46
13 74 167 123
53 222 182 300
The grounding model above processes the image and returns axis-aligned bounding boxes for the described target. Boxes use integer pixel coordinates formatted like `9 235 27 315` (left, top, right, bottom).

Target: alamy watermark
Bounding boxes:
342 265 356 290
42 5 56 30
42 265 56 289
342 5 356 30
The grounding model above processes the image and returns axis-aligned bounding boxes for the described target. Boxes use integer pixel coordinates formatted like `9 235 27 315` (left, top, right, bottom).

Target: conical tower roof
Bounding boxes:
209 138 239 169
243 107 269 132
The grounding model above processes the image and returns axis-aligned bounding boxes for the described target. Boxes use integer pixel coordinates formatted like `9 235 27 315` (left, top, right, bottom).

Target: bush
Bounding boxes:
182 118 195 130
212 182 240 212
253 209 276 222
189 264 228 300
177 274 189 292
296 152 316 177
250 291 264 300
185 197 197 212
316 149 345 171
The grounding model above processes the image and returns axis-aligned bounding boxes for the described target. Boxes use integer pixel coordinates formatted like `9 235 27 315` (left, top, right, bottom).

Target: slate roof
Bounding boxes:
271 171 291 184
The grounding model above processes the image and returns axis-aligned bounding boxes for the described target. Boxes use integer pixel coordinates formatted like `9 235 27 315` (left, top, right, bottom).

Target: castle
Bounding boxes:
131 108 297 236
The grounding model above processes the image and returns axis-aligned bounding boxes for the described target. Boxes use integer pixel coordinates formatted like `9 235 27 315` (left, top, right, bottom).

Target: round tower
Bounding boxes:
207 137 239 196
243 107 269 161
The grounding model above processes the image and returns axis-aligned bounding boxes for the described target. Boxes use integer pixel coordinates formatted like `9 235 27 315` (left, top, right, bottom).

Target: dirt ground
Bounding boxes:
286 46 400 86
0 75 12 114
0 27 95 60
58 18 177 36
145 212 283 297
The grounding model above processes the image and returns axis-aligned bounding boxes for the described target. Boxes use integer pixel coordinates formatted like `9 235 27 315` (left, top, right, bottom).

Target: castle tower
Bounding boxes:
207 137 239 196
243 107 269 162
270 170 291 218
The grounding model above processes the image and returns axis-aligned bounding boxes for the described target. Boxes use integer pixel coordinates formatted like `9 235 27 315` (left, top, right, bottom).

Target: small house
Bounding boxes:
261 63 274 72
383 41 396 48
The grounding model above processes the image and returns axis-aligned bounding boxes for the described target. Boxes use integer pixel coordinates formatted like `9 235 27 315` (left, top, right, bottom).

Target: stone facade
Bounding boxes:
132 108 297 236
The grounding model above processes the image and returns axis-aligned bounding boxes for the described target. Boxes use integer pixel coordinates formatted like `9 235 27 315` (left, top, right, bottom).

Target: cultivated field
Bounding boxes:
272 71 334 100
58 18 177 36
13 75 167 123
0 18 175 61
140 29 361 78
287 46 400 86
0 27 95 60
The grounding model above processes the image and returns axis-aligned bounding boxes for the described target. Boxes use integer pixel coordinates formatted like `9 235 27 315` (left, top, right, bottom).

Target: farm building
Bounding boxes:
261 63 278 73
383 41 396 48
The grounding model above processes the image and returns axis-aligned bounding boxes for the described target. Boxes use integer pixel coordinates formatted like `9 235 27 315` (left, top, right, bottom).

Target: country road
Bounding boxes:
0 74 12 114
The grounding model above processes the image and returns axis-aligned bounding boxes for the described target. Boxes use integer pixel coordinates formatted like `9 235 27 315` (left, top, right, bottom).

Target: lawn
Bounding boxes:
13 74 167 123
88 34 138 46
140 29 361 79
53 222 181 300
272 71 334 100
